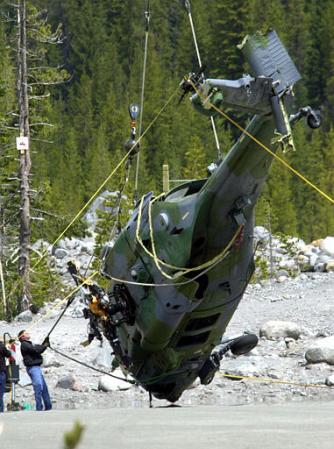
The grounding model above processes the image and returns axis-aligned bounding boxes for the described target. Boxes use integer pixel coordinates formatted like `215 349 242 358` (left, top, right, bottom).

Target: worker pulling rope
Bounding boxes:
6 11 334 403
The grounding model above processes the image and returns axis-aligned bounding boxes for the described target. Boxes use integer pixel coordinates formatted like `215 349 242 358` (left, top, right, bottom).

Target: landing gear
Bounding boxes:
228 333 259 356
199 333 258 385
289 106 322 129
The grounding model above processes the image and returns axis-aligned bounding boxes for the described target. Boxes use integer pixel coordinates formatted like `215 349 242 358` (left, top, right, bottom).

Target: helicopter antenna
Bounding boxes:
183 0 222 161
134 0 151 202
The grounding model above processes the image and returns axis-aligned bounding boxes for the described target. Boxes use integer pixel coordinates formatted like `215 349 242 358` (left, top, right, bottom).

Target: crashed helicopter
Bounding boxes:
69 30 321 403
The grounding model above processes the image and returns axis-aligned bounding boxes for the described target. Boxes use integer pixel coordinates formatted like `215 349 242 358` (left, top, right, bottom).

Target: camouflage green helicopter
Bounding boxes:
69 25 321 404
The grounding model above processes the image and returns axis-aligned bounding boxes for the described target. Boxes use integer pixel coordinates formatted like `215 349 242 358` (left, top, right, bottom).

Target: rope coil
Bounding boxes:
135 193 243 280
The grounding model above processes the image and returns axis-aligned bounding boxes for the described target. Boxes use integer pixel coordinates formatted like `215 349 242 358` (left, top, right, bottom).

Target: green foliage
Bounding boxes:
252 255 270 283
275 232 298 258
30 251 63 309
63 421 85 449
256 156 297 237
211 0 249 78
94 182 134 265
182 136 208 180
0 0 333 314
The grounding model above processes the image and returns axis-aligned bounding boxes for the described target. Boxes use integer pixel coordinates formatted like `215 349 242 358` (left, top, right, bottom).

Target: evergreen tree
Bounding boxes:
210 0 249 79
0 0 333 315
182 136 208 180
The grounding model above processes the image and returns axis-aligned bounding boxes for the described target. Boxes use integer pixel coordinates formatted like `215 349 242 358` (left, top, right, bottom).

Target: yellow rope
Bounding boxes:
218 372 328 389
6 88 179 304
189 80 334 205
36 87 180 268
103 250 230 287
135 193 243 279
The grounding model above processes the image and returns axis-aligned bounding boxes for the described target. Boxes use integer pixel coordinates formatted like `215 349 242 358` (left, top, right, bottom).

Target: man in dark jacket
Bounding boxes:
18 330 52 411
0 340 11 412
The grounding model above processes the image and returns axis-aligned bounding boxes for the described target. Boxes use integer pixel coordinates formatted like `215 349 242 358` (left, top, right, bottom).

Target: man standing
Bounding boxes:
0 340 11 412
18 330 52 411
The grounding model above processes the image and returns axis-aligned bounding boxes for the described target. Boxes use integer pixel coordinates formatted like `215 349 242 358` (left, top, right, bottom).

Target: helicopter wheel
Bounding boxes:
307 111 321 129
229 333 258 356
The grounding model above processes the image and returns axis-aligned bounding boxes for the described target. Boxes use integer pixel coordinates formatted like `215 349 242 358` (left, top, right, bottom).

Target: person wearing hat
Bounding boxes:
0 340 11 412
18 330 52 411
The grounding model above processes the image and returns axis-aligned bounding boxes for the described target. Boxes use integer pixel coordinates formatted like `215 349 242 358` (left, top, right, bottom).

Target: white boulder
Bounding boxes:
15 310 33 322
18 370 32 387
325 375 334 386
260 320 301 340
297 254 312 272
93 345 113 368
319 237 334 257
305 336 334 365
325 261 334 272
54 248 68 259
56 374 83 391
43 352 63 368
314 263 326 273
254 226 270 243
277 275 288 283
98 370 131 392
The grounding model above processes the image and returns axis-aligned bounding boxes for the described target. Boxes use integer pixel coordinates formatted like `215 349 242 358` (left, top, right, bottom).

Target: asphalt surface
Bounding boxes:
0 401 333 449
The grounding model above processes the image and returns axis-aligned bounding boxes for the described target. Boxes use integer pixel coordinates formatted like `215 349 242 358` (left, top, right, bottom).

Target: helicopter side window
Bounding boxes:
177 331 210 348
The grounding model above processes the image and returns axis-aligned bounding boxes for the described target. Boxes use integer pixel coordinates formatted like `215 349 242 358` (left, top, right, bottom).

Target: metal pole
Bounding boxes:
184 0 222 160
162 164 170 192
185 1 202 68
210 116 221 160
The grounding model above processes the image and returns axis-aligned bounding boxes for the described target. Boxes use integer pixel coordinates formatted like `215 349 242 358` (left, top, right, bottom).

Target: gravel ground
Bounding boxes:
1 272 334 410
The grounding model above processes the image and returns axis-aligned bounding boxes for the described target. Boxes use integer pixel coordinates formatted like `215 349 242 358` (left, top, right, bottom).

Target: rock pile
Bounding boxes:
8 219 331 408
2 270 334 409
30 192 334 289
254 227 334 281
42 225 334 288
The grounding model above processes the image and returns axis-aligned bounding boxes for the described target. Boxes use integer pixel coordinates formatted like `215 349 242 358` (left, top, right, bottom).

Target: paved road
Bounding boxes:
0 401 333 449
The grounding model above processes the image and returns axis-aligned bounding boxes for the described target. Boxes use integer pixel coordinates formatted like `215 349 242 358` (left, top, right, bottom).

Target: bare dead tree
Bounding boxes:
0 204 10 318
17 0 31 311
0 1 68 314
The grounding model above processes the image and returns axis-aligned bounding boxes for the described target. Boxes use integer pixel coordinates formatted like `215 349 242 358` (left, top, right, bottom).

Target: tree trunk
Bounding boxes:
17 0 31 312
0 206 9 319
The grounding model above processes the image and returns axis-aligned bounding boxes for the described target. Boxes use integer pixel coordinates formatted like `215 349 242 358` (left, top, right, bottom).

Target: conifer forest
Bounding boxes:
0 0 333 316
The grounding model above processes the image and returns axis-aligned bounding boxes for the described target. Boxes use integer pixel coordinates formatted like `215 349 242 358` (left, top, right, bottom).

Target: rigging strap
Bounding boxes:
135 193 243 279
